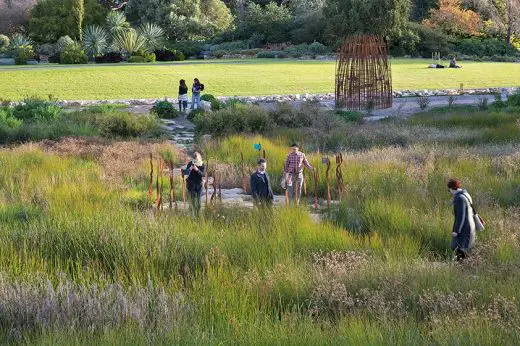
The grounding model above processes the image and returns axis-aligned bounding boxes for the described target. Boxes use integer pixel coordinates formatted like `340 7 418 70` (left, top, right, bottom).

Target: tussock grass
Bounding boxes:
2 107 520 343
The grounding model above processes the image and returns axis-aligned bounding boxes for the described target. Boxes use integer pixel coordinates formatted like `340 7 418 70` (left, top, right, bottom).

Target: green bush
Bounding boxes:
212 50 227 58
269 101 316 128
507 91 520 107
168 41 204 58
151 100 179 119
13 46 35 65
97 112 162 138
200 94 224 110
0 35 9 49
128 56 147 63
308 41 327 55
0 108 22 129
11 98 62 121
454 38 519 58
187 108 206 121
134 50 156 62
193 104 273 136
60 45 88 64
256 51 278 58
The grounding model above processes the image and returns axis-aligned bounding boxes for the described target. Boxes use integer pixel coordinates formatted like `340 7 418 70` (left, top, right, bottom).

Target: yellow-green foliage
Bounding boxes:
1 132 520 343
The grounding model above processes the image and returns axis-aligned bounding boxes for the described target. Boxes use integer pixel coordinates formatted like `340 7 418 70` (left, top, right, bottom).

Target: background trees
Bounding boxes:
28 0 107 42
124 0 232 40
323 0 412 43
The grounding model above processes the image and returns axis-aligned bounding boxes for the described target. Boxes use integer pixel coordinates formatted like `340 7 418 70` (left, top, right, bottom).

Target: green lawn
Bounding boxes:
1 59 519 100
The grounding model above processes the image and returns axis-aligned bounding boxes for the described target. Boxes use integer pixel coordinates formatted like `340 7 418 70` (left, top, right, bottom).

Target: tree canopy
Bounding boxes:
323 0 412 41
125 0 233 40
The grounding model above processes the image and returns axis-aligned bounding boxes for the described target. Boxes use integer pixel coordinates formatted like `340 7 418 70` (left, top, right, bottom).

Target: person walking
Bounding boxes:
178 79 189 113
250 158 274 206
190 78 204 110
284 143 314 204
185 152 205 216
448 179 476 261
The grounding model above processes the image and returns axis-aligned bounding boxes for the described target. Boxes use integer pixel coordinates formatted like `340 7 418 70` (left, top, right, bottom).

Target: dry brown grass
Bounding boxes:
38 137 183 185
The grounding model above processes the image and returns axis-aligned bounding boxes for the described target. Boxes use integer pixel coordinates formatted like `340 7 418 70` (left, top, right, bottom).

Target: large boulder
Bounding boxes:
200 100 212 111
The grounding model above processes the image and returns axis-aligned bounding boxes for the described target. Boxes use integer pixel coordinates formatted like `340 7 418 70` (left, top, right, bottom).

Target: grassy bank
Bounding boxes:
2 103 520 343
1 59 520 100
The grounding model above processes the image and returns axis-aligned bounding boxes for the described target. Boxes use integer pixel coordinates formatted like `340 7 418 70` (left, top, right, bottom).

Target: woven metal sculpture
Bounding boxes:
335 35 392 110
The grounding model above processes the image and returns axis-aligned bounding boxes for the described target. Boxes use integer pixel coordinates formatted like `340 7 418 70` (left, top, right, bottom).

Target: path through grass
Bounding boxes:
1 59 519 100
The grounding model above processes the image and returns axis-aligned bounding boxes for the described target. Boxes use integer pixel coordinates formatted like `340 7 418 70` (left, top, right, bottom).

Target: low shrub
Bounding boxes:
200 94 224 110
256 51 278 59
212 50 227 58
308 41 327 55
336 110 364 123
454 38 519 58
0 35 9 49
95 52 123 63
11 97 62 121
60 45 88 64
193 104 272 136
0 108 22 129
57 36 74 52
135 50 156 62
97 112 162 138
507 90 520 107
224 98 247 108
128 56 147 63
238 48 263 56
269 101 316 128
210 40 250 52
416 96 431 110
151 100 179 119
13 46 35 65
168 41 204 58
154 48 184 61
187 108 205 121
48 52 61 63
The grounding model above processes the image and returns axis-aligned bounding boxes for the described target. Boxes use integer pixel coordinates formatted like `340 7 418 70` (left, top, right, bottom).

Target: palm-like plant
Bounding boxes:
83 25 109 57
138 23 165 52
9 33 33 48
112 29 147 56
106 11 130 34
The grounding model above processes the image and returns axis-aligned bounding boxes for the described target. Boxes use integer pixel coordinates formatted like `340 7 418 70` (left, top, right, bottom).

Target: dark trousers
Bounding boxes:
189 186 202 216
179 100 188 112
455 247 467 261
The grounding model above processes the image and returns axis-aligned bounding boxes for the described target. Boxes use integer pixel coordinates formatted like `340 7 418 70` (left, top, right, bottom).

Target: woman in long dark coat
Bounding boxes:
185 152 205 216
448 179 476 261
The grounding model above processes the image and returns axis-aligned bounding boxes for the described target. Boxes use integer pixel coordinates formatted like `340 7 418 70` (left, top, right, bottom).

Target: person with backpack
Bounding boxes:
185 152 205 216
190 78 204 110
448 179 477 261
178 79 189 113
250 158 274 206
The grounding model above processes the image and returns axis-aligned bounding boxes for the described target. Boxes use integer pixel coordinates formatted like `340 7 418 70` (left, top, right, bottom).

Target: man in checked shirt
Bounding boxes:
284 143 314 204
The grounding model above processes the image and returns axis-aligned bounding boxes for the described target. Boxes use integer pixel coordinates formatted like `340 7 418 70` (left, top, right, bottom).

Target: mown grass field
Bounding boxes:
1 100 520 344
1 59 519 100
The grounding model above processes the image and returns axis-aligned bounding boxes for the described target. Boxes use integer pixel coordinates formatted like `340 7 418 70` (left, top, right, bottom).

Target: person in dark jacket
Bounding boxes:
185 152 205 216
448 179 476 261
178 79 188 113
250 158 274 206
190 78 203 110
